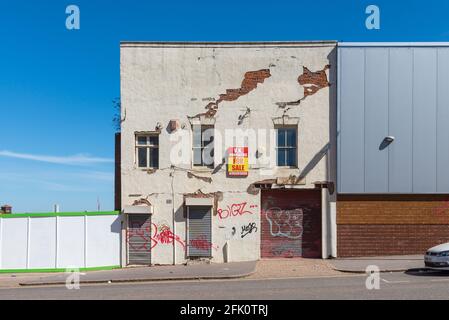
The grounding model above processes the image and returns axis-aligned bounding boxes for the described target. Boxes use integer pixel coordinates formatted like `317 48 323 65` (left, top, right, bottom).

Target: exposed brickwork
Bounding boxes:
195 69 272 118
337 195 449 257
298 65 330 97
277 64 330 108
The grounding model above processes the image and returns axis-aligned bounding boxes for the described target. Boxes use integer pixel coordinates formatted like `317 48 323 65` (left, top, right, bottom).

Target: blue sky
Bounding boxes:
0 0 448 213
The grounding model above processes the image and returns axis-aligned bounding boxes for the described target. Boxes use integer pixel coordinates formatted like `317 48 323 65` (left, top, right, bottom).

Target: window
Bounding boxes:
192 125 214 167
136 134 159 169
276 127 297 167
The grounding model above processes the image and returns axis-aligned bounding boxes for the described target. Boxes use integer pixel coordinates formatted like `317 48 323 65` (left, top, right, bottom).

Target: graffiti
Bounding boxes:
271 243 302 258
154 224 186 250
265 207 305 240
218 202 257 220
241 222 258 239
189 235 219 251
126 223 185 252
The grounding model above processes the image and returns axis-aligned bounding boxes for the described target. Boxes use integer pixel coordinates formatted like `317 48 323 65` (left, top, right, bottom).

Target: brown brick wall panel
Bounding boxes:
337 195 449 225
338 225 449 257
337 195 449 257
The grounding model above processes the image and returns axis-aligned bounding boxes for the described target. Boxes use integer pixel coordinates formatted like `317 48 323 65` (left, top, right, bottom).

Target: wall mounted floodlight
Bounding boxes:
379 136 395 151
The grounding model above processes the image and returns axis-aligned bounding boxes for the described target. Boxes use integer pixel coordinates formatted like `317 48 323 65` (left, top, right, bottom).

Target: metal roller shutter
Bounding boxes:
188 206 212 258
261 190 321 258
127 214 152 265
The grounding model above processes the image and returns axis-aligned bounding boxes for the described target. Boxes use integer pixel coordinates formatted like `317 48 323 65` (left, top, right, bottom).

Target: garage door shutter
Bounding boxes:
127 214 152 265
188 206 212 258
261 190 321 258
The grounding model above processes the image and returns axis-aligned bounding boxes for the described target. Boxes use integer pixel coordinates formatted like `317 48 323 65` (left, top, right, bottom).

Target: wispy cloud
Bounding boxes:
0 150 113 166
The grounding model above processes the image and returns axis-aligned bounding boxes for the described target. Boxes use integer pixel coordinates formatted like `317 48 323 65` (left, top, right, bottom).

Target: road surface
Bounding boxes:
1 270 449 300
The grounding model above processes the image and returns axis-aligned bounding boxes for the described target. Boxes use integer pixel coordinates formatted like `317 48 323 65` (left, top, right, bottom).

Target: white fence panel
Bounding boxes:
1 218 28 269
0 213 121 271
86 215 121 268
29 217 56 269
57 216 85 268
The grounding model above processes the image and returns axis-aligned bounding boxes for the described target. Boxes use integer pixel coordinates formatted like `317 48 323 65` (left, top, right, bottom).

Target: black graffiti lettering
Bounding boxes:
241 222 258 239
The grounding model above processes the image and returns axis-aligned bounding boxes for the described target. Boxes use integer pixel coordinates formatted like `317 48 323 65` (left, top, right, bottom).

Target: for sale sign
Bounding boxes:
228 147 249 177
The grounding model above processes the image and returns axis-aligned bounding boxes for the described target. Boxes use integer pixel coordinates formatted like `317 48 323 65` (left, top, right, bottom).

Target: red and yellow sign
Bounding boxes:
228 147 249 177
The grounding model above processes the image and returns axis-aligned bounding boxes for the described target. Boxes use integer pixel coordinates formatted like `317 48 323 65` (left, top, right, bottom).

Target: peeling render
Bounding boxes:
190 69 271 119
277 65 331 108
298 65 330 97
187 172 213 183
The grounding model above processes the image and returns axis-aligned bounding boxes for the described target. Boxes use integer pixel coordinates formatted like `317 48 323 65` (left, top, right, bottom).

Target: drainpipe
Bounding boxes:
170 168 176 266
321 186 329 259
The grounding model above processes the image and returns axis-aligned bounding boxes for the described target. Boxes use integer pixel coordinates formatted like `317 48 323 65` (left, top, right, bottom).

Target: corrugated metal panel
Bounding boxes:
364 48 389 192
413 48 437 193
338 46 449 194
260 190 321 258
339 48 365 193
127 214 151 265
187 206 212 257
388 48 413 192
437 48 449 191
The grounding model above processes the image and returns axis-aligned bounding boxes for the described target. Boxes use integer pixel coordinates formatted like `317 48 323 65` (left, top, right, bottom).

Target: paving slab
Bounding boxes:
249 259 345 279
18 261 257 287
329 255 425 273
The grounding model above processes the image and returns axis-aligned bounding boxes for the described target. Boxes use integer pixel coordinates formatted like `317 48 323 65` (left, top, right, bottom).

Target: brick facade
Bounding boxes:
337 195 449 257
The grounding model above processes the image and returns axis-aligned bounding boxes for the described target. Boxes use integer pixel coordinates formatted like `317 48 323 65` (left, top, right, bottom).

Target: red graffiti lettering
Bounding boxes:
218 202 256 220
127 223 185 252
189 236 219 251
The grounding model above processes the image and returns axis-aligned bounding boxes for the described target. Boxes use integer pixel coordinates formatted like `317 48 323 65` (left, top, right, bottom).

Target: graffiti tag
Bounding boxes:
271 243 302 258
126 223 185 252
189 235 219 251
265 207 305 240
241 222 258 239
218 202 257 220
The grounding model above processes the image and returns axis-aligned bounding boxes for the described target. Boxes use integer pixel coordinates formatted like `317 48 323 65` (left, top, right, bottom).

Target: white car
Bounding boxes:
425 243 449 270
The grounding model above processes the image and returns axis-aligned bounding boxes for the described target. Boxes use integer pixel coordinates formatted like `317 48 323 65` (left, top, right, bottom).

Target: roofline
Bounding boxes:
120 40 338 48
339 42 449 47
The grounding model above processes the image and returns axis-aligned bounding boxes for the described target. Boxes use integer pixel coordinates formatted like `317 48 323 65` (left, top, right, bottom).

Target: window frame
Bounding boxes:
192 124 215 168
135 133 160 169
275 126 298 168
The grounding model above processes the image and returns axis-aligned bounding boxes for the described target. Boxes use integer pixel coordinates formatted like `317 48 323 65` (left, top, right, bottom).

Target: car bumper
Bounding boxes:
425 255 449 270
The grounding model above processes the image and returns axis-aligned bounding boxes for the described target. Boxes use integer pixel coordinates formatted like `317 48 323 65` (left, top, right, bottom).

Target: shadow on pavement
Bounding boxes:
405 268 449 277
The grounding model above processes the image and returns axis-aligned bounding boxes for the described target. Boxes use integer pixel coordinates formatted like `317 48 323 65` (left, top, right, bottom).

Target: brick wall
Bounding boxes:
337 195 449 257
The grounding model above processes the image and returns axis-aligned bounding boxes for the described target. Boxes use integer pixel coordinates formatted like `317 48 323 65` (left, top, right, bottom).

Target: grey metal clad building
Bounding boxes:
337 43 449 257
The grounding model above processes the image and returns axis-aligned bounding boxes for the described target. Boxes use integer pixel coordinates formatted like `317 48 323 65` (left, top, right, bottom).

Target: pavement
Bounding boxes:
0 255 427 288
328 255 425 273
16 261 257 287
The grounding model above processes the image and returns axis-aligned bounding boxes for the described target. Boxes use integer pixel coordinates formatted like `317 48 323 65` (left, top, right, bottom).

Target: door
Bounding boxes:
187 206 212 258
127 214 152 265
261 190 321 258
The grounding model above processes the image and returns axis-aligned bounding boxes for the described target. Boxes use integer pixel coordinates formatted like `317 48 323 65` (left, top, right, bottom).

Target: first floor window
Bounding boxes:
276 127 297 167
192 125 214 167
136 134 159 169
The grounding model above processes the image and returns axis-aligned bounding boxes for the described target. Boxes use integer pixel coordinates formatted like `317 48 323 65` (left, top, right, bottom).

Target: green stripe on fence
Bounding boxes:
0 265 121 274
0 211 120 219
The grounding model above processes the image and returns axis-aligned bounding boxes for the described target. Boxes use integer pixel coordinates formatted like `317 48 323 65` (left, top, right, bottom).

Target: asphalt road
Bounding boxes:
1 270 449 300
